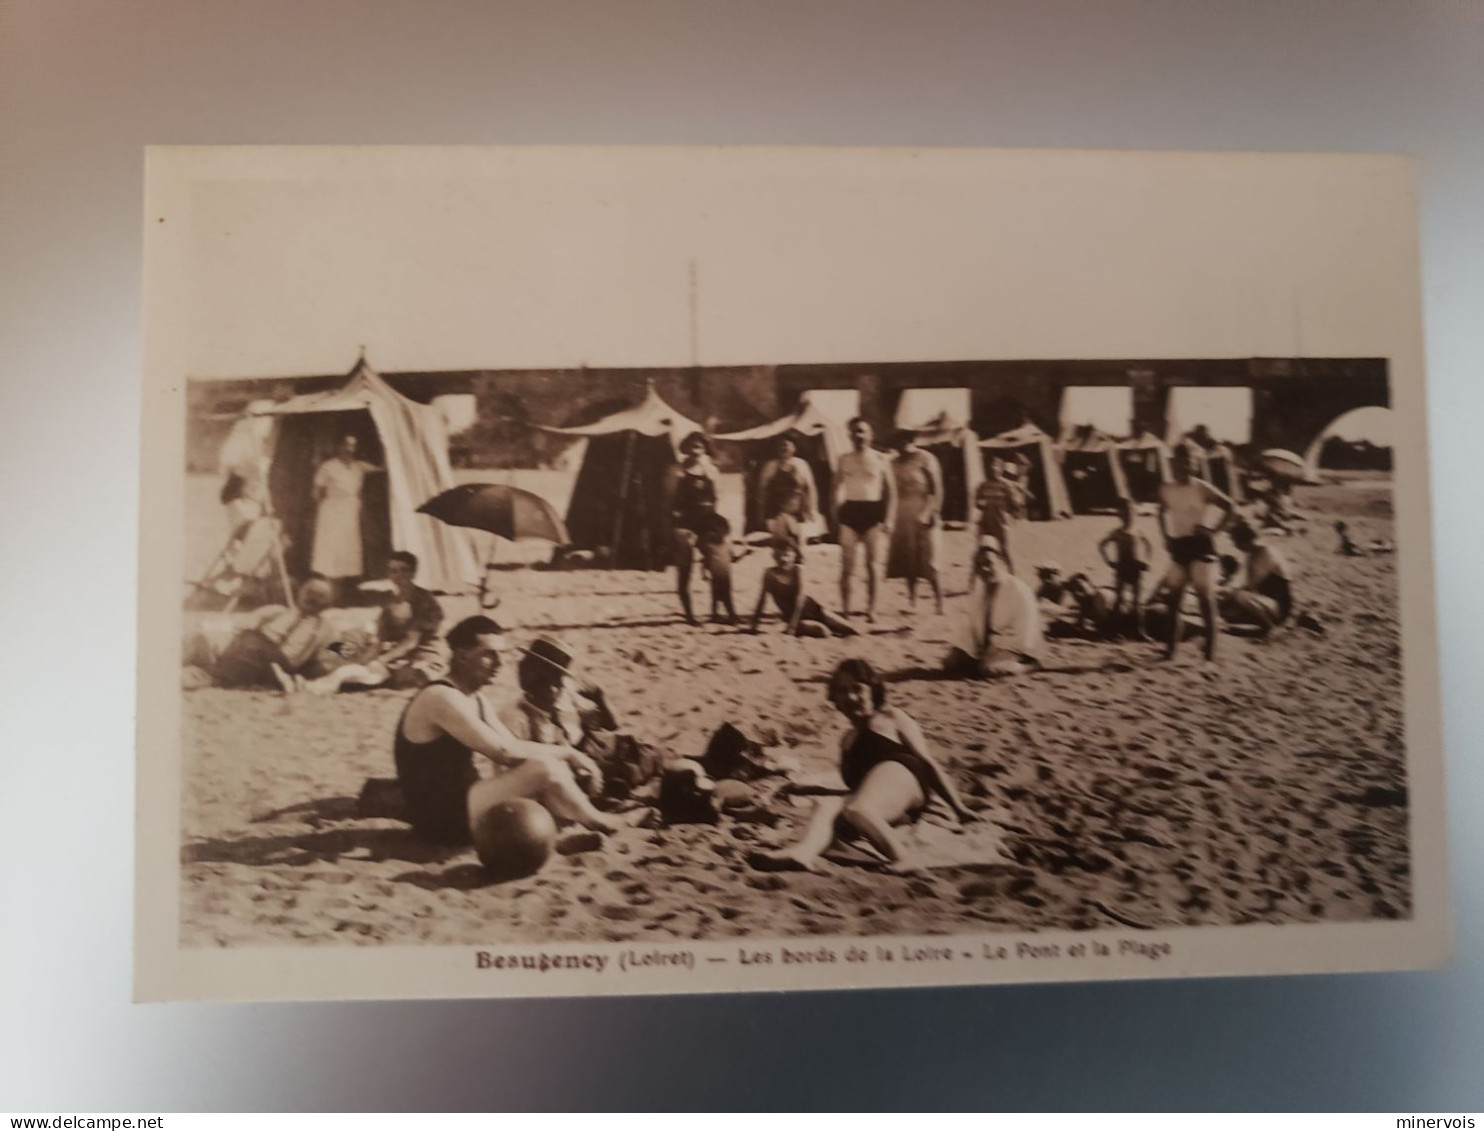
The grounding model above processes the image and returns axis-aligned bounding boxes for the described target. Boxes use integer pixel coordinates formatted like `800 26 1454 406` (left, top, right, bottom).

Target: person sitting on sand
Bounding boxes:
943 535 1044 678
187 576 339 691
1098 496 1154 640
748 536 858 638
749 658 975 873
1335 520 1364 556
501 635 617 750
1218 522 1294 638
299 551 448 694
394 615 625 845
1157 443 1237 661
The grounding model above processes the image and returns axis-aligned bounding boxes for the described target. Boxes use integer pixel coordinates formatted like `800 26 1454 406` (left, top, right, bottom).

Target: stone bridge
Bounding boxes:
775 357 1389 455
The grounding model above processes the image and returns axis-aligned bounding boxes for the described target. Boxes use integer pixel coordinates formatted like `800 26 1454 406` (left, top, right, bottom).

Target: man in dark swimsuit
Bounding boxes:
393 615 621 845
833 417 896 621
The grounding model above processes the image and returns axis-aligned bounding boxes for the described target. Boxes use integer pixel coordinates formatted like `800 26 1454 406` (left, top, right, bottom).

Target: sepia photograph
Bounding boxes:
137 146 1446 1002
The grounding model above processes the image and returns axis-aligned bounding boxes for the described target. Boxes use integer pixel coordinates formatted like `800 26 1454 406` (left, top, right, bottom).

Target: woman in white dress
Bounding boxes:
311 434 379 584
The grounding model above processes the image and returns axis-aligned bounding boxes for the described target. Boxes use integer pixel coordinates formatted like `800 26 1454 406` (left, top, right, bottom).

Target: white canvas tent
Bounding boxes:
1059 424 1130 514
542 382 705 569
981 423 1072 520
251 357 482 593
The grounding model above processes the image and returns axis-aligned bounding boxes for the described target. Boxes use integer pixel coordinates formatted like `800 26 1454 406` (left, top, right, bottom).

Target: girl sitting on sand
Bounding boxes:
748 537 857 638
749 658 974 872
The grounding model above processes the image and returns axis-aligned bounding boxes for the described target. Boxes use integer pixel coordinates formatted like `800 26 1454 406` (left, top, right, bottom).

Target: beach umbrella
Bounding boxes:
419 483 570 609
418 483 570 545
1257 449 1319 485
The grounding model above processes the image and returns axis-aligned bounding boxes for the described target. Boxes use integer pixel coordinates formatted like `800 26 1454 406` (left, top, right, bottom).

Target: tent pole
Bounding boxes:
612 430 635 566
478 540 499 609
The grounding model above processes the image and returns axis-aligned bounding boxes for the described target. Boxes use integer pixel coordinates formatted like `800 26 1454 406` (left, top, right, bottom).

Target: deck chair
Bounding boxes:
187 514 294 612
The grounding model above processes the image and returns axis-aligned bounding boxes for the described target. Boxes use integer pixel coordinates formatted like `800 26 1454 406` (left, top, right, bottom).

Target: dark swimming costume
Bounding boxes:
763 462 809 518
1168 532 1217 567
839 726 936 810
1114 561 1148 586
393 680 482 844
838 499 888 534
673 469 719 535
1256 573 1293 622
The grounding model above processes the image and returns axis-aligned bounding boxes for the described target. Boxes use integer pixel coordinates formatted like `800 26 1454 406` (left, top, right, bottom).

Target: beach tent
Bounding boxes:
897 407 984 526
251 357 482 593
542 382 704 570
1117 433 1172 503
980 423 1072 521
1201 442 1246 502
713 395 846 536
1058 424 1130 514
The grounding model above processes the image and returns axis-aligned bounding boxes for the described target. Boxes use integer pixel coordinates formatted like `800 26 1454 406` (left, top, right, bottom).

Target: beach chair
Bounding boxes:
187 514 295 612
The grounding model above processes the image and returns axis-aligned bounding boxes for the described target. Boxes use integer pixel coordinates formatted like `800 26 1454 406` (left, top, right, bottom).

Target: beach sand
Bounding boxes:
178 476 1410 946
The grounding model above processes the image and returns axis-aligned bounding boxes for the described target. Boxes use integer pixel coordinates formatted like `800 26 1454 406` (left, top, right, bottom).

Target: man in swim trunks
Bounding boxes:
393 615 623 846
1157 443 1237 661
833 417 896 621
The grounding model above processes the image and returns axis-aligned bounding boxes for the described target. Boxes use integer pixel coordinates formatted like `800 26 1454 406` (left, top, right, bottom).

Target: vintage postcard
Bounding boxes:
137 146 1448 1003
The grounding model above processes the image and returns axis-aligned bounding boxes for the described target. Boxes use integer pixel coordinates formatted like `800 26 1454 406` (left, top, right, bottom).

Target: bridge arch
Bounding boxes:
1303 406 1395 473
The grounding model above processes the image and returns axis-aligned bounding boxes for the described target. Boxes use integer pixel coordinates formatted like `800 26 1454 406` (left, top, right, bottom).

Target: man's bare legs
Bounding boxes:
467 758 623 835
838 526 860 617
859 526 885 620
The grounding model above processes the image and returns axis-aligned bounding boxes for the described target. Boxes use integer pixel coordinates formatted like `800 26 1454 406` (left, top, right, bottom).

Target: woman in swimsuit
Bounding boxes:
667 432 737 625
750 658 973 872
748 537 857 637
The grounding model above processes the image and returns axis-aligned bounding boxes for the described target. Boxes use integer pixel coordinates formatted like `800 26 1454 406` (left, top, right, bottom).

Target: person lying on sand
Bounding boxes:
748 658 974 873
1034 561 1068 609
184 576 338 690
298 551 448 694
1218 522 1294 639
1047 572 1116 639
749 536 858 638
943 535 1044 678
393 615 628 846
1098 497 1154 641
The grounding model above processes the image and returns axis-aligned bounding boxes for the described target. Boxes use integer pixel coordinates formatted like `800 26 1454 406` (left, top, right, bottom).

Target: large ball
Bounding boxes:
472 799 558 882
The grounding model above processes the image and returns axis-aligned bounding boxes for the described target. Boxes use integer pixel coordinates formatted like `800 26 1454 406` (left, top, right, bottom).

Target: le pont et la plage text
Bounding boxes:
473 937 1175 976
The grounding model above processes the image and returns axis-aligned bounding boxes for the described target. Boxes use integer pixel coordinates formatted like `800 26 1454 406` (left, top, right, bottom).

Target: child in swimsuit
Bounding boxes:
749 658 974 872
748 538 857 638
1097 497 1154 640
